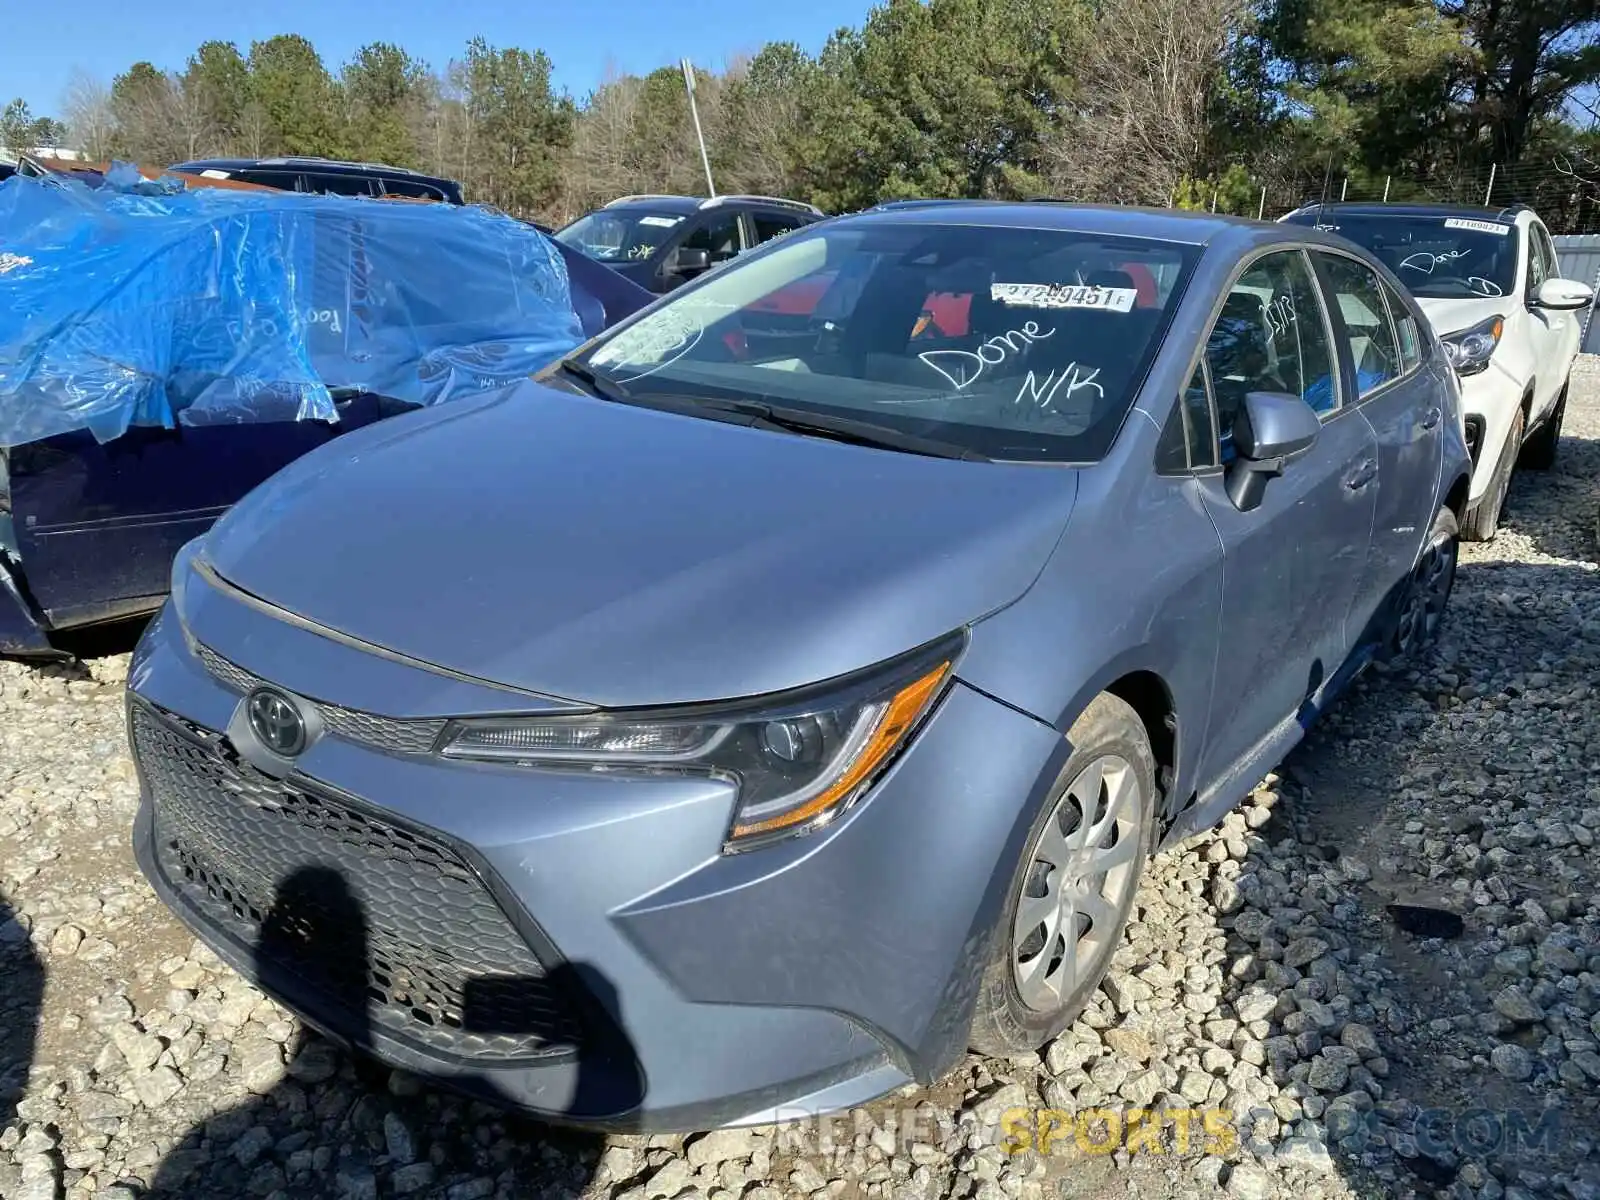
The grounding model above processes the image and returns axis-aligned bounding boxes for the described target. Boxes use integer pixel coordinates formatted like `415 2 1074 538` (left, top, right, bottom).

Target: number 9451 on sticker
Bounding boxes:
991 282 1137 313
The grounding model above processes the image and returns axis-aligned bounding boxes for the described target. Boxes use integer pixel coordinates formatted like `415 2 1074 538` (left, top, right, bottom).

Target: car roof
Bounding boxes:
602 195 705 215
172 157 457 186
835 200 1284 247
600 194 824 217
1282 201 1531 223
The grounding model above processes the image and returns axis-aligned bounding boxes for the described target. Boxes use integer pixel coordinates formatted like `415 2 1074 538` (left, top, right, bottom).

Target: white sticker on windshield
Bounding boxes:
991 283 1137 313
638 215 684 228
1443 218 1511 236
199 169 232 179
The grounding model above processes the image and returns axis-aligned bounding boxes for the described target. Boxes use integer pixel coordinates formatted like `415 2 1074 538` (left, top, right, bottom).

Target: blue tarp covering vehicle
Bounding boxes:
0 165 653 655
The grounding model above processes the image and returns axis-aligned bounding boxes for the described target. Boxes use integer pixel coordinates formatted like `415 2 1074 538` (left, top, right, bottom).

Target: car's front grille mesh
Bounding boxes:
194 642 447 755
131 702 584 1063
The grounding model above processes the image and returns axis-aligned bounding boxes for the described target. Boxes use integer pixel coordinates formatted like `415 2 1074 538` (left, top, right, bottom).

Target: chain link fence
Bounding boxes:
1183 156 1600 234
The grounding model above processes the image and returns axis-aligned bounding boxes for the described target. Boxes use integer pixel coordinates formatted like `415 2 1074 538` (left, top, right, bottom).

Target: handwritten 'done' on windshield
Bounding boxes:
918 322 1104 411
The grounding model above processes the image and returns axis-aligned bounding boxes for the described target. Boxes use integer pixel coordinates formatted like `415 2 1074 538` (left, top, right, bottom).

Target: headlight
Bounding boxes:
439 634 962 850
1440 315 1504 377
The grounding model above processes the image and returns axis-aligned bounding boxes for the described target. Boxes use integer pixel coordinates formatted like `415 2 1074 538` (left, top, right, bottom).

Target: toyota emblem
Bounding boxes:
247 688 307 758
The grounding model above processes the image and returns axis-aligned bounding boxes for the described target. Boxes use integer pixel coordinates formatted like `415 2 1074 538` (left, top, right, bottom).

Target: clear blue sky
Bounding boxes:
9 0 871 116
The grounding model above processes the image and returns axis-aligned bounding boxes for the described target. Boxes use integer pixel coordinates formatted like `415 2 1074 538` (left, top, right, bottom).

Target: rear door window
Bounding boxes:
303 173 378 197
234 169 303 192
751 212 804 246
380 178 449 201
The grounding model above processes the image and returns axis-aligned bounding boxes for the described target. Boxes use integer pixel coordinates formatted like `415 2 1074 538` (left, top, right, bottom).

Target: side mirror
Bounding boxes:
1531 277 1596 312
1226 390 1321 513
669 247 711 276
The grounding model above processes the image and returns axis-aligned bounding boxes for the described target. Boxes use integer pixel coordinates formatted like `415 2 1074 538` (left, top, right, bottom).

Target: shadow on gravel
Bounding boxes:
0 614 152 670
1240 556 1600 1195
140 866 626 1198
49 616 151 664
0 893 44 1139
1509 432 1600 562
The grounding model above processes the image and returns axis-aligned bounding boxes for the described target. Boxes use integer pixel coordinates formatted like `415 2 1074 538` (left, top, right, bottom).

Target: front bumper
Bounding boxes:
126 591 1066 1130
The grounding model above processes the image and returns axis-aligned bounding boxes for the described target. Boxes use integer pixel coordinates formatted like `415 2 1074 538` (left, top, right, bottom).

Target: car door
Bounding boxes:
1189 248 1380 783
1312 250 1443 643
7 397 392 630
1526 221 1578 417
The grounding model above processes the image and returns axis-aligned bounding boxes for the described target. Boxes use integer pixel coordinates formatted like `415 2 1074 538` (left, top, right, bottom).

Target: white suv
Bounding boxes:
1281 202 1594 539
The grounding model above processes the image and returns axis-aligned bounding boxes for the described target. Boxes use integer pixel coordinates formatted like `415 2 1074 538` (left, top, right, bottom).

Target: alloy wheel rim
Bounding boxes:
1012 754 1142 1013
1395 532 1457 656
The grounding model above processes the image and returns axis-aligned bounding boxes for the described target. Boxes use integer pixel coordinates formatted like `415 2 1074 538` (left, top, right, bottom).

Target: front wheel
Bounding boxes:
968 693 1155 1056
1386 505 1459 662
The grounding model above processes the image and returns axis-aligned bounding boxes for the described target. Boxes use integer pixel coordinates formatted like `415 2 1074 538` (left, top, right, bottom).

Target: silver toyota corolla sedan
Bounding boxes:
126 201 1471 1131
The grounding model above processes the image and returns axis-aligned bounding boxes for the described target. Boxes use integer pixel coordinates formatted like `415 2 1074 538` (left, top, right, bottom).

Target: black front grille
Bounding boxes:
131 702 583 1063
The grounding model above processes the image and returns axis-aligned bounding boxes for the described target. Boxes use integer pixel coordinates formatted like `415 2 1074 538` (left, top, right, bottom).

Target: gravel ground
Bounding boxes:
4 355 1599 1200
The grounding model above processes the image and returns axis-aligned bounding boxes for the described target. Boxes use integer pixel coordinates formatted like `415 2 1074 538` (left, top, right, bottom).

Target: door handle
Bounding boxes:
1345 459 1378 490
1420 407 1441 430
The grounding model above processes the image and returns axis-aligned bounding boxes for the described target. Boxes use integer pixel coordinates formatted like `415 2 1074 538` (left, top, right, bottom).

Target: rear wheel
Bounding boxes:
1387 506 1459 662
1518 381 1567 471
968 694 1155 1056
1461 406 1523 543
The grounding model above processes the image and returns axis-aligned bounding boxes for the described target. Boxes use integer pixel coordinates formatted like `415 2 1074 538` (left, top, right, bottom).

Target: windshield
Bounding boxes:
1287 213 1520 299
555 209 686 262
580 222 1199 462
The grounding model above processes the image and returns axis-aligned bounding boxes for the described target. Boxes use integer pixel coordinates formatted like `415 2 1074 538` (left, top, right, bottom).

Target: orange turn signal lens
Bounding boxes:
728 659 952 842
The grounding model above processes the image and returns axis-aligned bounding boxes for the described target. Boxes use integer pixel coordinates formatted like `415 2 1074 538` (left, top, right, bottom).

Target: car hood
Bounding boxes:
1415 295 1512 338
201 383 1080 707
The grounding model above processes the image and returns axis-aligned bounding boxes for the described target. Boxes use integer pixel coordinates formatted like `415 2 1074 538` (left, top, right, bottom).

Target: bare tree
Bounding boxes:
714 47 811 198
565 64 644 215
109 67 189 163
61 70 116 160
169 72 215 160
237 101 272 158
1042 0 1245 205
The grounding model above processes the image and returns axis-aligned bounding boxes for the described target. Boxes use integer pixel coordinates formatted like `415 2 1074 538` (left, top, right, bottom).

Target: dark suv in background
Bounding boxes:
170 156 465 204
554 193 825 293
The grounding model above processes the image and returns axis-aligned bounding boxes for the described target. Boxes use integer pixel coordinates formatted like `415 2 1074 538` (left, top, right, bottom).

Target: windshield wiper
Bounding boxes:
553 359 633 403
552 365 764 428
552 368 988 460
695 398 991 462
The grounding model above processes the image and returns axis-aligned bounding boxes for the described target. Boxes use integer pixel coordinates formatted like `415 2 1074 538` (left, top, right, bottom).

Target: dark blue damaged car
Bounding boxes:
0 172 650 658
126 201 1471 1131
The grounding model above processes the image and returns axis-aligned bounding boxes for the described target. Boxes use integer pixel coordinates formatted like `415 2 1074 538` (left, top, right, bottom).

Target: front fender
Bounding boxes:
954 472 1224 828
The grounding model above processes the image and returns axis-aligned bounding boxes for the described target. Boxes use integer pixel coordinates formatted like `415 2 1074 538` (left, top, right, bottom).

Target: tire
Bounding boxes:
1518 382 1567 471
1461 405 1523 543
1385 505 1459 662
968 693 1156 1057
